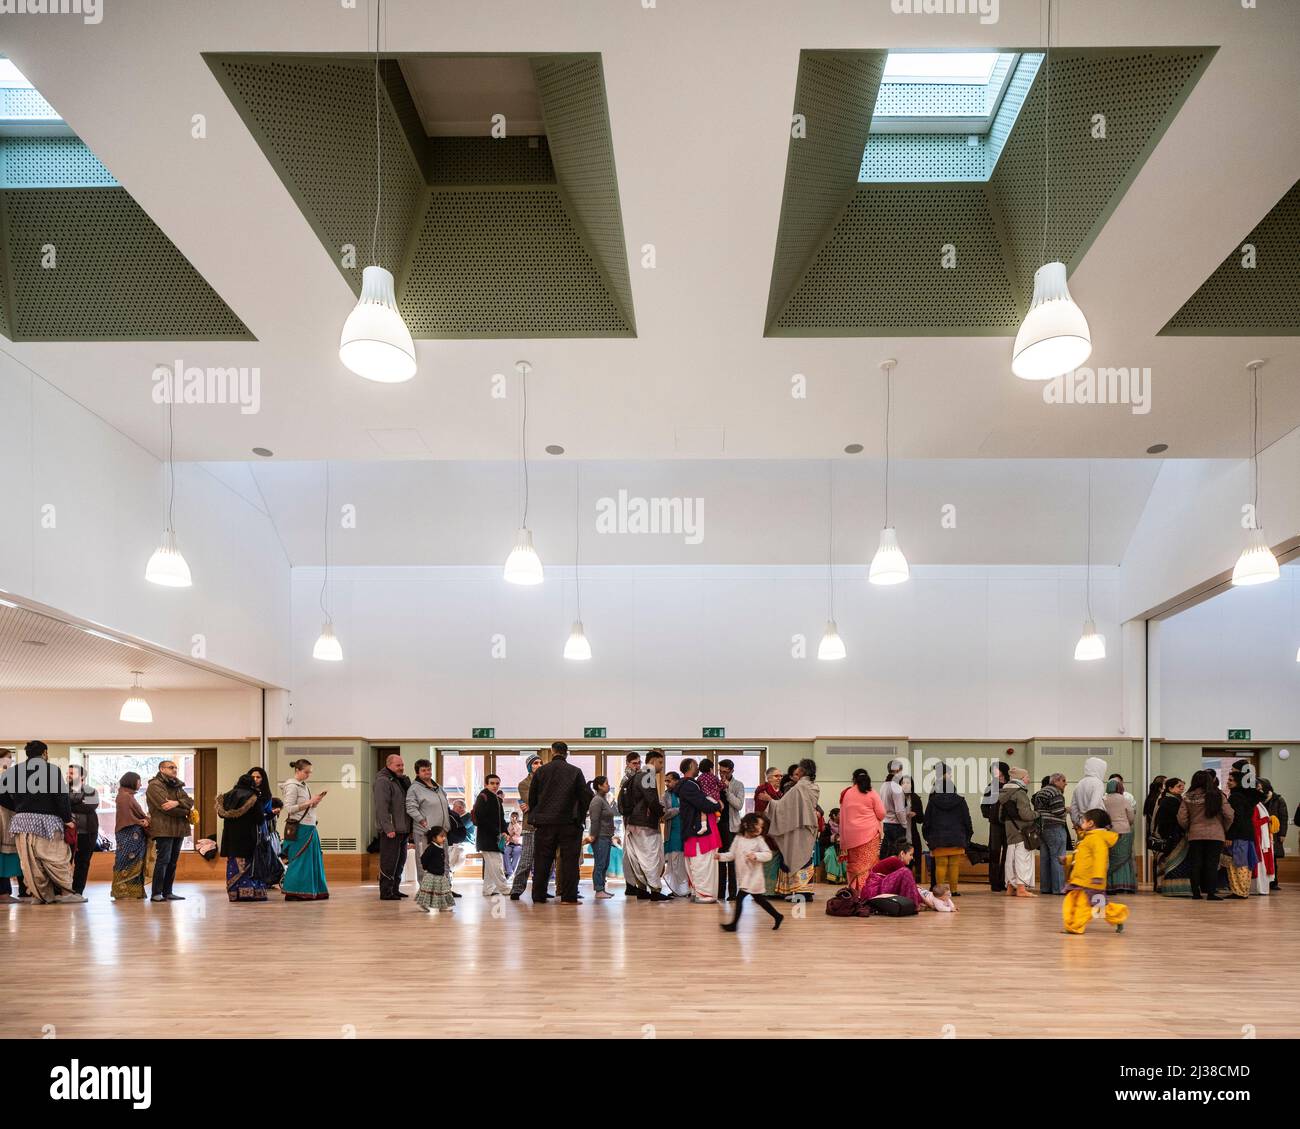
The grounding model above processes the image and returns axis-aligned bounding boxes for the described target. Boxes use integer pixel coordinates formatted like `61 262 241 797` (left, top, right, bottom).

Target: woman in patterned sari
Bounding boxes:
1154 778 1192 897
218 768 275 902
839 768 886 893
110 772 149 900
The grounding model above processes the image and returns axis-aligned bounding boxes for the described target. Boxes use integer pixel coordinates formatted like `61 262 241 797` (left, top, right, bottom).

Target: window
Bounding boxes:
870 50 1031 136
80 749 196 850
881 52 1000 85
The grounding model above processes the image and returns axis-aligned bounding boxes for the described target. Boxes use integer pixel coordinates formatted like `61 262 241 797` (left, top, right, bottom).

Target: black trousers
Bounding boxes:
987 821 1007 891
729 890 782 926
532 824 581 901
72 833 95 895
1188 840 1221 897
718 827 737 899
378 832 408 897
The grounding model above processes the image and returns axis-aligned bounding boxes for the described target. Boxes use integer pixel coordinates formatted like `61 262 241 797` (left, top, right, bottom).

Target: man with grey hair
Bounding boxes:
1032 772 1071 894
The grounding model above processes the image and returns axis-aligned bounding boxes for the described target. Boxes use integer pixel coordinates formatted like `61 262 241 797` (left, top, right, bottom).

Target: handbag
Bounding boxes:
284 815 302 842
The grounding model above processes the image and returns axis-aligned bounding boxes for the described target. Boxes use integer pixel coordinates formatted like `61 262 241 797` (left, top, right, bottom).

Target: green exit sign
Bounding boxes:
1228 729 1251 741
702 727 725 739
471 727 495 739
584 727 607 739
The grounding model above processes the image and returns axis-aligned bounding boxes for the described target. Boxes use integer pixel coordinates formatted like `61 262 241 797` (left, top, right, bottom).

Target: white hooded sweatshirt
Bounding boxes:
1070 756 1108 828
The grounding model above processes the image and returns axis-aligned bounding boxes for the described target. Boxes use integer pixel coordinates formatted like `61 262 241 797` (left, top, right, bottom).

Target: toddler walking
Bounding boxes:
718 813 784 932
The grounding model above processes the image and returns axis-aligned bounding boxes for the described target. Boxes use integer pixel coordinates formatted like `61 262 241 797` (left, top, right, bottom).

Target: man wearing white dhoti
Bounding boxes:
619 749 668 901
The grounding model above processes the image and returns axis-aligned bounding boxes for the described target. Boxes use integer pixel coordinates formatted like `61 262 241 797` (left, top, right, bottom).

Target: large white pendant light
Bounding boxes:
119 672 153 723
505 361 544 585
1012 1 1091 382
146 387 192 588
313 462 343 661
819 461 846 660
1232 360 1279 587
869 359 909 586
564 464 591 658
337 0 416 384
1074 461 1105 661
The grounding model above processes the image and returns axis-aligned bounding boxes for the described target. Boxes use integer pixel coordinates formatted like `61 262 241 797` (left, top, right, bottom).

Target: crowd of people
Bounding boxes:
0 739 1288 934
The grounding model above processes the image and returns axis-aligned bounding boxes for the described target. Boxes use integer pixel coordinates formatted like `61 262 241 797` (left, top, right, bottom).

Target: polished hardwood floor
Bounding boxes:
3 878 1298 1039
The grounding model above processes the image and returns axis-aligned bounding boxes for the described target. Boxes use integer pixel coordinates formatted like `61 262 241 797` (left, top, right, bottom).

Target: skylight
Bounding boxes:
0 57 66 131
881 52 1000 85
0 59 34 88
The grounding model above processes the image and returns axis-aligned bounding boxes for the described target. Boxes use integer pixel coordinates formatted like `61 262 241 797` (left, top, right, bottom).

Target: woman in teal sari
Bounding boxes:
280 759 329 901
1104 778 1138 894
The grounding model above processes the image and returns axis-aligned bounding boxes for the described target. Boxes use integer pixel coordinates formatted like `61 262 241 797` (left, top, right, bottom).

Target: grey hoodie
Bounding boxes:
1070 756 1107 828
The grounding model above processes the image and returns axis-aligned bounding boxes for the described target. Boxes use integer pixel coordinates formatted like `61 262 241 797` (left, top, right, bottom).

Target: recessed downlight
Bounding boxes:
1146 443 1168 455
252 447 274 457
545 444 565 456
844 443 864 454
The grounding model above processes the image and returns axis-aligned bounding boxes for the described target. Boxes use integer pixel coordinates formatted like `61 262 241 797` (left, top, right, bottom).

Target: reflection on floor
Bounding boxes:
3 881 1298 1039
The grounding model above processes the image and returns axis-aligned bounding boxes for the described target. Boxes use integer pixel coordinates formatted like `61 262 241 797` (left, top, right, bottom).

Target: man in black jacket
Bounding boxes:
473 775 510 896
0 741 81 904
980 759 1011 892
528 742 589 904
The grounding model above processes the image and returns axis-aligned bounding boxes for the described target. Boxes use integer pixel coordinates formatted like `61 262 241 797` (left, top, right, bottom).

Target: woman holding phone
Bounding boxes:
280 758 329 901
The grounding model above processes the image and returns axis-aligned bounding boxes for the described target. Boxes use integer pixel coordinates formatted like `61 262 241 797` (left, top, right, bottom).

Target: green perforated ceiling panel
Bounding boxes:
766 50 886 330
531 55 634 332
1161 179 1300 335
768 47 1212 335
210 57 425 297
1 188 252 340
401 187 627 337
208 52 634 338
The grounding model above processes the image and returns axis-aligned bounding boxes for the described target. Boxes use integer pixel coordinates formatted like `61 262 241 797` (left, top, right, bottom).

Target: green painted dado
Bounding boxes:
1161 179 1300 336
768 47 1215 336
0 138 250 340
207 52 635 339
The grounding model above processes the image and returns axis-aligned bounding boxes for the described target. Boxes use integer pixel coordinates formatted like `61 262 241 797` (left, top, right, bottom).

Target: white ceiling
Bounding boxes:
0 0 1297 465
0 601 250 690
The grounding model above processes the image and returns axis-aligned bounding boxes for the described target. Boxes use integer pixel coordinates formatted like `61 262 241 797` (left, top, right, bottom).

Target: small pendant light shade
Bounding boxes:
145 530 192 588
313 621 343 661
1074 619 1106 661
564 620 592 661
504 528 544 586
1232 530 1280 586
339 266 417 383
817 620 846 661
119 672 153 723
869 527 910 586
1012 262 1092 381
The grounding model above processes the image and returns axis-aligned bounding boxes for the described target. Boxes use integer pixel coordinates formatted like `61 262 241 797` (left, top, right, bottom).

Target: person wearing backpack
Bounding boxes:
1032 773 1070 895
998 766 1038 897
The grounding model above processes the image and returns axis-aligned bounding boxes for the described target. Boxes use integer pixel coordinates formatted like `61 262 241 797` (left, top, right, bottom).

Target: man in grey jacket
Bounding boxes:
717 758 746 902
373 753 411 900
405 758 450 885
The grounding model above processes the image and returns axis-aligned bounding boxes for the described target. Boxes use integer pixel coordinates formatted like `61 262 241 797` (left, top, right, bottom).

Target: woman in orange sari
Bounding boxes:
839 768 885 893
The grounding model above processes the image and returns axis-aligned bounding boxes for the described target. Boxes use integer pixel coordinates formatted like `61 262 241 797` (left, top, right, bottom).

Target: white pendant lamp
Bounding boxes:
146 391 192 588
1074 461 1105 661
313 463 344 661
1012 3 1092 382
1012 261 1092 380
505 361 544 585
819 461 846 659
119 672 153 723
563 465 590 659
337 0 415 384
1232 360 1279 587
339 265 416 383
312 621 344 662
564 621 592 661
869 359 909 586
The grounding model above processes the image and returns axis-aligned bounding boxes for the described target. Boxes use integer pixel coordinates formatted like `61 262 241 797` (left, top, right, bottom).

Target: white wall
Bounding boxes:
284 563 1125 740
0 362 292 687
0 688 263 743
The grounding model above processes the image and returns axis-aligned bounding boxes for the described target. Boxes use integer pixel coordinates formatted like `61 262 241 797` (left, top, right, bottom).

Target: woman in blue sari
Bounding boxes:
280 758 329 901
218 768 276 902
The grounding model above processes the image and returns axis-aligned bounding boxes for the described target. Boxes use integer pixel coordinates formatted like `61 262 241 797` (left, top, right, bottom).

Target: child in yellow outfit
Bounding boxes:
1060 808 1129 935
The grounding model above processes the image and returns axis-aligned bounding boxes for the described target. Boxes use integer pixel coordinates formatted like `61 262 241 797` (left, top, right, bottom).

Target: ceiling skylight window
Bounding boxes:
0 57 66 132
881 52 1000 85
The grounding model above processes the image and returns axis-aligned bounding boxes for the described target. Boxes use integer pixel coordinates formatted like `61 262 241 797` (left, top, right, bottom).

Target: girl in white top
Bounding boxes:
718 813 783 932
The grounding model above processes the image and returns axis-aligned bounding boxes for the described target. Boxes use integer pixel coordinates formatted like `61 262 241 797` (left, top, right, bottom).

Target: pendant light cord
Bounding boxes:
1040 0 1053 265
1252 362 1261 526
883 363 892 528
827 460 835 620
573 463 581 619
319 462 331 621
166 391 175 534
1085 460 1093 621
520 364 531 528
370 0 383 265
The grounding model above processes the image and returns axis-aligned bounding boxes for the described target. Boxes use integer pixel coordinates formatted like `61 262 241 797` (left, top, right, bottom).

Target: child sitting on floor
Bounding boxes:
1060 808 1128 935
415 826 455 913
919 883 957 912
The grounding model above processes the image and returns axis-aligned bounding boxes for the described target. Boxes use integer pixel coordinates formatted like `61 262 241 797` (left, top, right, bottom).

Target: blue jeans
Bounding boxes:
1039 824 1068 894
152 835 184 898
592 837 612 892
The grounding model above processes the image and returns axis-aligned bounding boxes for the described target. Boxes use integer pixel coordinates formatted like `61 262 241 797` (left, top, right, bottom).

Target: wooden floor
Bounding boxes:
4 878 1299 1039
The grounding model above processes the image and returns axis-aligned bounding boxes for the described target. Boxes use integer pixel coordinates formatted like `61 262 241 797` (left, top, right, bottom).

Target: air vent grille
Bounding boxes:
825 744 900 757
319 837 359 852
1041 745 1115 758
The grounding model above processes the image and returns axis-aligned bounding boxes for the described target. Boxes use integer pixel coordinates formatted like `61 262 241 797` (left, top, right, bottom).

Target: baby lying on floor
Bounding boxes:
919 883 957 913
